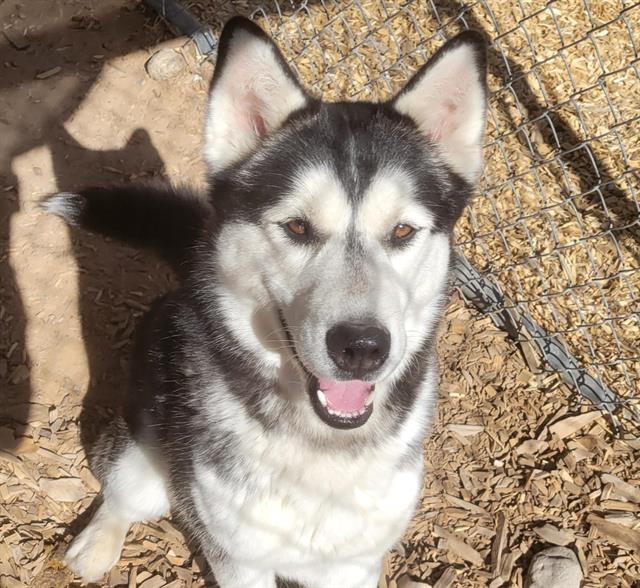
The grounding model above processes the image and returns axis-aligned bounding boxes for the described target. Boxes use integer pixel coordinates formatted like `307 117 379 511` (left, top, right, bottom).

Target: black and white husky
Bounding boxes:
45 17 487 588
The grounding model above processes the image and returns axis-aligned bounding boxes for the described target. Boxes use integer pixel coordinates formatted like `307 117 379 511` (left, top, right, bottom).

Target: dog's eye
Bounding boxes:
282 218 312 242
391 223 416 241
286 219 307 235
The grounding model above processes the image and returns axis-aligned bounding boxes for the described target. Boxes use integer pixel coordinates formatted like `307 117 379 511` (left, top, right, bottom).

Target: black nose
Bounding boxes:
326 321 391 378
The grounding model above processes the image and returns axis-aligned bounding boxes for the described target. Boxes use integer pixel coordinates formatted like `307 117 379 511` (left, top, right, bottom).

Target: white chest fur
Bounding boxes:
191 429 422 572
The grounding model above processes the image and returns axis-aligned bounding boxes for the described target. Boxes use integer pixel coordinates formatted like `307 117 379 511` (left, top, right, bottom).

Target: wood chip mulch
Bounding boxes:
382 295 640 588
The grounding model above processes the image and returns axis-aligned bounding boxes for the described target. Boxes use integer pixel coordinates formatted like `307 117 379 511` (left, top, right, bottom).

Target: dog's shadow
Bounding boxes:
49 127 225 584
50 126 172 449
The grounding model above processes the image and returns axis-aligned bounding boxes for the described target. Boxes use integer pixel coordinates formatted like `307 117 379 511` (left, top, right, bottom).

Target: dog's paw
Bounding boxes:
64 512 128 582
41 192 85 225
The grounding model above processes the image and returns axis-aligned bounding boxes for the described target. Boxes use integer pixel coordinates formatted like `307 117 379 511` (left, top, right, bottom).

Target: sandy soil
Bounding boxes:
1 2 638 587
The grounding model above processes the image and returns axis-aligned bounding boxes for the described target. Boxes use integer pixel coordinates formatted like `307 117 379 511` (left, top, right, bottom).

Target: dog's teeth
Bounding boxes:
365 394 375 406
325 405 367 419
317 390 327 407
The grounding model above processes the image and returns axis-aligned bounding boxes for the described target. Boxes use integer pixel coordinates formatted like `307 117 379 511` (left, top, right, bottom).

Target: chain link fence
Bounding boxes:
184 0 640 423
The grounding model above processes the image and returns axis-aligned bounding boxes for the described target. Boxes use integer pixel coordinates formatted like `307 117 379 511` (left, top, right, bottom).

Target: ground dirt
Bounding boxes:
1 2 638 588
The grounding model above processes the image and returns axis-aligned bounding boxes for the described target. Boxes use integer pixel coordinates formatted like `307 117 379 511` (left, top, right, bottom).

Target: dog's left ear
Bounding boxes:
392 31 488 184
204 17 310 174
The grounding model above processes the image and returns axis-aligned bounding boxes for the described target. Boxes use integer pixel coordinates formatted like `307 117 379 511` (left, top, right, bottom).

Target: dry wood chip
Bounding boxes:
78 466 101 493
533 523 575 546
434 525 484 566
600 500 640 512
491 512 508 578
397 574 431 587
445 423 484 437
136 570 152 583
173 567 192 581
515 439 548 455
432 567 457 588
516 369 534 384
549 411 601 440
128 566 138 588
588 514 640 554
138 574 166 588
1 578 28 588
36 65 62 80
443 493 488 514
165 550 186 566
38 477 85 502
378 553 394 588
601 474 640 504
0 450 22 466
499 549 520 581
604 512 639 527
459 468 480 492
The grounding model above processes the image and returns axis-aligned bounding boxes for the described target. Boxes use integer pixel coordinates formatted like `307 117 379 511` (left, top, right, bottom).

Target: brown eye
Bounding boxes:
282 218 313 243
392 223 416 240
286 219 307 236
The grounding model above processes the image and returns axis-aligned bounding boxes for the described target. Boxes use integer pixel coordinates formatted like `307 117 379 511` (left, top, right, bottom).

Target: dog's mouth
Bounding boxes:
278 310 375 430
308 376 375 430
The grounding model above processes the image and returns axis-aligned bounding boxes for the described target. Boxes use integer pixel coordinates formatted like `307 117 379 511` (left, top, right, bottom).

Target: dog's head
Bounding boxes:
205 18 487 431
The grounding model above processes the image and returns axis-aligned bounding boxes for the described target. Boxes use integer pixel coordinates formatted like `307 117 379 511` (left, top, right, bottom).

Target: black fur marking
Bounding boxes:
384 316 440 430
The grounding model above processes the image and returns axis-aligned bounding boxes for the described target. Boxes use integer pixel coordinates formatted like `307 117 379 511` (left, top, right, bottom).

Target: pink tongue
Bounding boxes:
318 379 373 412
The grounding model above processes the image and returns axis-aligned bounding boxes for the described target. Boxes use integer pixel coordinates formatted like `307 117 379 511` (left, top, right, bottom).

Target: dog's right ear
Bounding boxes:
391 31 487 184
203 17 309 174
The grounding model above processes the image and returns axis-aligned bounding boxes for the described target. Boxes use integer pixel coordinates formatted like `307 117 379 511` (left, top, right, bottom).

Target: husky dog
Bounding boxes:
45 17 486 588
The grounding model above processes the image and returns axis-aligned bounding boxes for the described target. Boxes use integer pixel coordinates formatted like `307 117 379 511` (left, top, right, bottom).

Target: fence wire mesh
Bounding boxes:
188 0 640 421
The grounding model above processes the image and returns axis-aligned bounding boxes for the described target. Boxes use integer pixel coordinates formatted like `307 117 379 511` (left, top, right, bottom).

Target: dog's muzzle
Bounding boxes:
279 310 379 429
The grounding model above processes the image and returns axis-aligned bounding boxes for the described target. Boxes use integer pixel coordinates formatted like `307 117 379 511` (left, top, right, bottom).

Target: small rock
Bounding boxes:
3 29 30 50
145 48 186 81
526 546 582 588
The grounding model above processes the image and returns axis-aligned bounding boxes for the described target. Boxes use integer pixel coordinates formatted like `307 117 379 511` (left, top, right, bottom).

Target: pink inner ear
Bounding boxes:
426 99 460 142
244 90 268 139
251 113 267 138
427 121 445 142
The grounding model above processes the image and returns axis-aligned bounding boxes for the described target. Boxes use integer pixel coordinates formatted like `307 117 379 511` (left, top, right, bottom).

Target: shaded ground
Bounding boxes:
1 2 638 587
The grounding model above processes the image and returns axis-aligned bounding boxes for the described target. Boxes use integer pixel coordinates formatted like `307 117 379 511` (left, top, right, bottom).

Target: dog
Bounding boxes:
44 16 487 588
